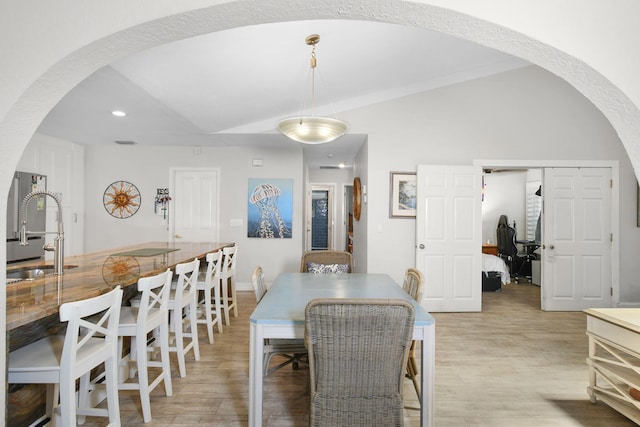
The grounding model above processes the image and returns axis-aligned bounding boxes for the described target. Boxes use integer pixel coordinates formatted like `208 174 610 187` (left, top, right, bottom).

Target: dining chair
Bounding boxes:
196 250 224 343
251 266 308 376
220 245 238 326
402 267 425 405
305 298 415 426
300 250 353 273
8 286 123 426
169 258 201 377
116 268 173 422
251 265 268 303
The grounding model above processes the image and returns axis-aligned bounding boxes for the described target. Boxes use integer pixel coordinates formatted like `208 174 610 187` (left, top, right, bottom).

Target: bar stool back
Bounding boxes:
117 268 173 422
8 286 123 426
220 245 238 325
196 250 224 343
169 257 201 377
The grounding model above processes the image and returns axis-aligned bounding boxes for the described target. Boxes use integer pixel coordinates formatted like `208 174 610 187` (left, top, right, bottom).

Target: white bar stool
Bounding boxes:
117 268 173 422
220 245 238 326
196 250 224 343
169 258 201 377
8 286 123 426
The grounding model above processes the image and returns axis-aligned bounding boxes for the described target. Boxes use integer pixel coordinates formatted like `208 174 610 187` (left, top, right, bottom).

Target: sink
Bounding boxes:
6 265 78 283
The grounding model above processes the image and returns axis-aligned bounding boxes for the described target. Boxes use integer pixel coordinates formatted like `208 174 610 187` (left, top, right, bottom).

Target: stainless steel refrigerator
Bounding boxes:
6 171 47 263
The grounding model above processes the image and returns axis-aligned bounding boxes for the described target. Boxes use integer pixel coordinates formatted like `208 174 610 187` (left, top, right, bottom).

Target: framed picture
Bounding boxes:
247 178 293 238
389 172 417 218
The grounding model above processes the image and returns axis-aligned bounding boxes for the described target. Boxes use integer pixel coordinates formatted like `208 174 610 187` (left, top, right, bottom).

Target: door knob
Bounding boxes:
419 244 425 249
175 234 182 239
549 245 554 249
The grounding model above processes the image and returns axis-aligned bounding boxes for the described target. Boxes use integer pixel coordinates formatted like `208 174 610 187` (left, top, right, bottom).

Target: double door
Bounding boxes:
416 165 613 312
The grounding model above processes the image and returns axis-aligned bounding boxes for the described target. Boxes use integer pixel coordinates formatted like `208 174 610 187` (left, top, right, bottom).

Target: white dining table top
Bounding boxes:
250 272 434 326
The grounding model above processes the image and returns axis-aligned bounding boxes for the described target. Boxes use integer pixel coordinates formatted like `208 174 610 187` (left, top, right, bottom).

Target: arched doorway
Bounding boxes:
2 2 638 420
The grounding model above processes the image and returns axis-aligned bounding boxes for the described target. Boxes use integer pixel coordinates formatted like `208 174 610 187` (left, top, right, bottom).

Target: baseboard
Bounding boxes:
236 281 252 292
616 302 640 308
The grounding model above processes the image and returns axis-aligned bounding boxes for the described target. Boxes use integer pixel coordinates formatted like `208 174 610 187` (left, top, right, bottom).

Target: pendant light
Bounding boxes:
277 34 349 144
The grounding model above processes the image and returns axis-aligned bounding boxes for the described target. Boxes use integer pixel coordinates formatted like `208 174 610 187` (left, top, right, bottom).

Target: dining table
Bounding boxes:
249 272 436 427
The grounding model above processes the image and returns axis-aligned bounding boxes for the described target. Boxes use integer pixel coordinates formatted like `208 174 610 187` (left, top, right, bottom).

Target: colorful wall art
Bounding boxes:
248 178 293 238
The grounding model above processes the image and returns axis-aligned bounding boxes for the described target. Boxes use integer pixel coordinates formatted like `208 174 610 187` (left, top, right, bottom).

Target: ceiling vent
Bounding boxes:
114 140 136 145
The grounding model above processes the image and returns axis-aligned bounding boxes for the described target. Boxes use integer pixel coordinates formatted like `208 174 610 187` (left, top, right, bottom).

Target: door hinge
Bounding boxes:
610 179 613 189
611 287 613 296
610 233 613 243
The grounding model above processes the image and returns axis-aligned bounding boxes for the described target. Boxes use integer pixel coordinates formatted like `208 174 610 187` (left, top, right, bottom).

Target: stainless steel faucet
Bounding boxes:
19 190 65 275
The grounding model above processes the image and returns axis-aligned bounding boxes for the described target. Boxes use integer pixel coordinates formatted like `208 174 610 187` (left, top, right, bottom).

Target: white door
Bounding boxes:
416 165 482 312
542 167 612 310
171 168 219 243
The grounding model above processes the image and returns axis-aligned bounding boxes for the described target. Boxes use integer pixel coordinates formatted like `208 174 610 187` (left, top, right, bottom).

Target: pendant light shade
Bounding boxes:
277 34 349 144
276 116 349 144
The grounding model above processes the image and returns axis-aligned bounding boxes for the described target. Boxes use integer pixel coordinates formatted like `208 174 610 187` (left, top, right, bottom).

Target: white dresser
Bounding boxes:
585 308 640 423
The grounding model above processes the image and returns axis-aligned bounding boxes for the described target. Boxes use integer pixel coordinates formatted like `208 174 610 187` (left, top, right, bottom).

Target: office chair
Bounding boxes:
496 215 533 282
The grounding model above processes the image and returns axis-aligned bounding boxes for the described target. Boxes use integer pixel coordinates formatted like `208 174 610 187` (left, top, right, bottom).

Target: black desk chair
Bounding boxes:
496 215 534 282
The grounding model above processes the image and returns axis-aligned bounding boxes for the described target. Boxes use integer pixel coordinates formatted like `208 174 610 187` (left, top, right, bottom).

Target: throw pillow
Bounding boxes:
307 262 349 274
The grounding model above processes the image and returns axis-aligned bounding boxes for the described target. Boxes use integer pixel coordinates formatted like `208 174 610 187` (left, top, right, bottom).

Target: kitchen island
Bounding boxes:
6 240 232 426
7 241 232 331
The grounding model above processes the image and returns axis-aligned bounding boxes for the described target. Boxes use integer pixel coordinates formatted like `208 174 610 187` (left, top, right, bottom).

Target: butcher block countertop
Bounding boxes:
6 241 232 331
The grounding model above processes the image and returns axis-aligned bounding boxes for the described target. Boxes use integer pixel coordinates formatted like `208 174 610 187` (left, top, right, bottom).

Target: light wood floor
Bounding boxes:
81 284 637 426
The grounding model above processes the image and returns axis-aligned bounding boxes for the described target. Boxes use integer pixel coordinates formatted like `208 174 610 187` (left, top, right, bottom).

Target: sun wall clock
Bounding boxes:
103 180 141 219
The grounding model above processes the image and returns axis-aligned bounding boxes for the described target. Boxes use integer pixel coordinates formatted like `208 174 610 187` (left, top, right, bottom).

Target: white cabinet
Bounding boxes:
585 308 640 424
16 133 85 257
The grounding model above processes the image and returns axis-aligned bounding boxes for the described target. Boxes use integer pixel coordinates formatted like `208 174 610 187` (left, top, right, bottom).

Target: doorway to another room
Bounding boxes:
305 183 354 253
482 168 542 286
309 186 334 250
417 161 618 312
478 161 617 311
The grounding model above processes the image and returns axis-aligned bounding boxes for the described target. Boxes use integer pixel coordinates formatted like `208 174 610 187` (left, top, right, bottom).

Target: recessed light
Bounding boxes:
111 110 126 117
338 162 345 169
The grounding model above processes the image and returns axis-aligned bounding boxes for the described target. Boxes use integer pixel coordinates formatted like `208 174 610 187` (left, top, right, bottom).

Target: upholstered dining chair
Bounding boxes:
305 298 415 427
300 250 353 273
251 266 308 376
402 267 425 405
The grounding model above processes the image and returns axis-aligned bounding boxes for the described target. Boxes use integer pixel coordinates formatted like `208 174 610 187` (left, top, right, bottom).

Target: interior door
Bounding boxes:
542 167 612 310
306 184 334 251
311 189 331 250
171 168 219 242
416 165 482 312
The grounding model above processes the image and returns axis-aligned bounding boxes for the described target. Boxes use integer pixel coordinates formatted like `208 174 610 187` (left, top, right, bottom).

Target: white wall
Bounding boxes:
350 141 368 273
481 171 527 244
342 65 640 302
83 143 304 287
